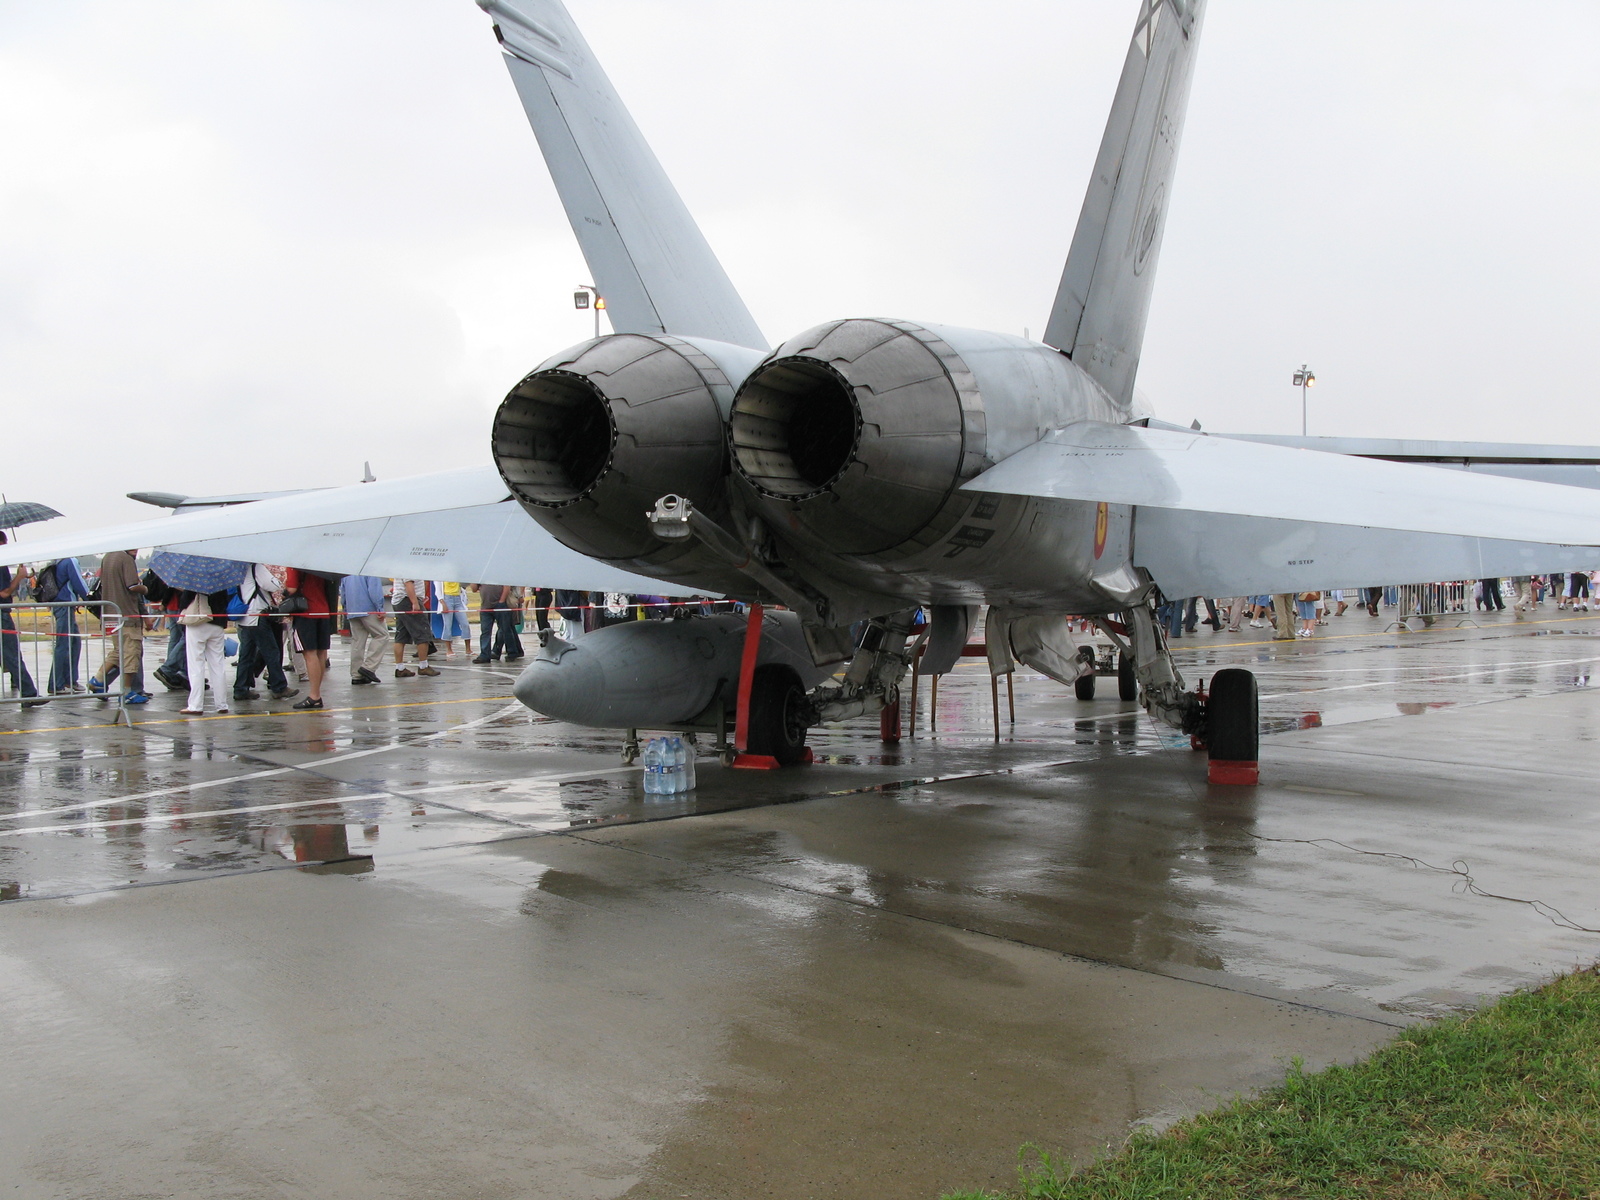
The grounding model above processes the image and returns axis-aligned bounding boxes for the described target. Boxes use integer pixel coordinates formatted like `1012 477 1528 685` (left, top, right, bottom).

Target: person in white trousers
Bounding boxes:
179 588 232 715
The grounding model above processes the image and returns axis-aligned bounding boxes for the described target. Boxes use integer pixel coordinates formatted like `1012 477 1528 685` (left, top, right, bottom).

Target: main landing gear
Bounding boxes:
1094 603 1260 785
727 604 820 769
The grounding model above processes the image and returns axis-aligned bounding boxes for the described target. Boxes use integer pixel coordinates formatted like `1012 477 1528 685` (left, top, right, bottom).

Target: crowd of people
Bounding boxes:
0 554 663 713
1156 573 1598 642
1 550 1595 709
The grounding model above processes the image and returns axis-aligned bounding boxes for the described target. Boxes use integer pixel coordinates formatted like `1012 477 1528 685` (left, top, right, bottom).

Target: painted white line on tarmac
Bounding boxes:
0 762 638 836
0 701 525 823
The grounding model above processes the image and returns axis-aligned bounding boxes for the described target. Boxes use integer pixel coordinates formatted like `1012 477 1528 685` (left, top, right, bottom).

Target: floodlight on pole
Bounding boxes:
574 284 604 338
1292 363 1316 436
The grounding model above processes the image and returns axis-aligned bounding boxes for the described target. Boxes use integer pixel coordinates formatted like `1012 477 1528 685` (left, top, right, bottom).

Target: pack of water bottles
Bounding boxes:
642 735 697 794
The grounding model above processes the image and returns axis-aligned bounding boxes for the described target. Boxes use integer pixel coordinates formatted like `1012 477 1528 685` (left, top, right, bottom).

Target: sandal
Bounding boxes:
292 697 324 710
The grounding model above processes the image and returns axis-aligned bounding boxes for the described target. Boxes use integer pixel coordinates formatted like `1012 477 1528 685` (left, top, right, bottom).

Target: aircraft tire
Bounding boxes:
747 664 809 765
1117 652 1137 701
1073 673 1096 700
1207 668 1259 762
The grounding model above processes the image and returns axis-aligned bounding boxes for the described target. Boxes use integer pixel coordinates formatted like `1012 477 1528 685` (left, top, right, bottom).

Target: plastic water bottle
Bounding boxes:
682 738 697 792
643 738 663 794
665 736 685 794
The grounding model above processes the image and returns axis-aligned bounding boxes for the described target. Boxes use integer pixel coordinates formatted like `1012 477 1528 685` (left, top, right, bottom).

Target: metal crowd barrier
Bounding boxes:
0 601 130 724
1391 583 1476 631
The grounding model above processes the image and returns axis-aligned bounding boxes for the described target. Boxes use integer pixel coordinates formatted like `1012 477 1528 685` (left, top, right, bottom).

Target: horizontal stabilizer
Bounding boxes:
0 467 675 592
966 422 1600 546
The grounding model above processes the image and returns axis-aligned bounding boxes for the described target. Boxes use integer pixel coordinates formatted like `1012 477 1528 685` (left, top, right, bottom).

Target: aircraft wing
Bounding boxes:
1132 512 1597 599
967 422 1600 545
475 0 767 351
1208 432 1600 490
0 467 677 592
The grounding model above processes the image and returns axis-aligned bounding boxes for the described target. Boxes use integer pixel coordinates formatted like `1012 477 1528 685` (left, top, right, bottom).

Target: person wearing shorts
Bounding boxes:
1295 591 1320 639
391 578 439 677
283 568 333 709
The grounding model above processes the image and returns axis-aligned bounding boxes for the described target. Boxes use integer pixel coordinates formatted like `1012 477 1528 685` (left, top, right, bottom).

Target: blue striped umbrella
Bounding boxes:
149 551 247 593
0 501 62 528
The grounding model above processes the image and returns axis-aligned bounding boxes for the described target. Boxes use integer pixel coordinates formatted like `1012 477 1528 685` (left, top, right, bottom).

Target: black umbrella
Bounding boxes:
0 501 63 529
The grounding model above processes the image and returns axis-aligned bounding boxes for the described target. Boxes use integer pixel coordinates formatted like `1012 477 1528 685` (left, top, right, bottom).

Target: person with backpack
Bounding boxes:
233 563 296 702
39 557 89 694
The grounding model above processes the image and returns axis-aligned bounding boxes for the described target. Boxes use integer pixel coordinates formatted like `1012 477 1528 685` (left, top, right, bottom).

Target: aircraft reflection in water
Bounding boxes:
10 0 1600 779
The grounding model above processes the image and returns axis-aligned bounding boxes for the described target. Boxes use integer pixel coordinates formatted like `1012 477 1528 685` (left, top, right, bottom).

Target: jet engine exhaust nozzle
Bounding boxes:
729 319 985 559
491 333 758 565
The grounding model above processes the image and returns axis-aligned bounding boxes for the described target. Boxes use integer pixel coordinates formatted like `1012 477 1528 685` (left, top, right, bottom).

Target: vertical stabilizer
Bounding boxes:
476 0 768 350
1042 0 1206 405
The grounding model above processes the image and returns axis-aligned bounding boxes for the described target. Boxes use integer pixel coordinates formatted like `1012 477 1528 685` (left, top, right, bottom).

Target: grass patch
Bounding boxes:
945 967 1600 1199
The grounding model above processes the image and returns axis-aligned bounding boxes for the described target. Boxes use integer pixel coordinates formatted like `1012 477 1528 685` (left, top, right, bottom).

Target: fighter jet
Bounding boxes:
11 0 1600 779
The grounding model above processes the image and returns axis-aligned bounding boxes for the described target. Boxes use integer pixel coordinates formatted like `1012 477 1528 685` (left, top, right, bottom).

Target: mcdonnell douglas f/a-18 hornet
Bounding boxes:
13 0 1600 779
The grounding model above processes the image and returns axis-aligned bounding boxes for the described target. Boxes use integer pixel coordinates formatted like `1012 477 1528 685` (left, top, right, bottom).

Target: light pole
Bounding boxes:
574 285 606 338
1292 363 1316 436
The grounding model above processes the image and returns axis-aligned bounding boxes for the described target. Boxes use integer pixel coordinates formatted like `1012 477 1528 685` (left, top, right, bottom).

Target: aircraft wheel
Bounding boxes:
1206 668 1259 763
1073 673 1096 700
747 665 809 765
1117 652 1137 701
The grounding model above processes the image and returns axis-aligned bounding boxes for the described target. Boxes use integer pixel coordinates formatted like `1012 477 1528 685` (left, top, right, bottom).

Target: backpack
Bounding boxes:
35 563 60 604
141 569 170 606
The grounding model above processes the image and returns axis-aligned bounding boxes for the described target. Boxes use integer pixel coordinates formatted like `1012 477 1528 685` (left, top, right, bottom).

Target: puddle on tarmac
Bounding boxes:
252 824 378 870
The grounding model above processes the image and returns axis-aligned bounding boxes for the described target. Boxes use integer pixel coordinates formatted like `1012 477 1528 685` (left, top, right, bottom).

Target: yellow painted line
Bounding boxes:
0 694 517 735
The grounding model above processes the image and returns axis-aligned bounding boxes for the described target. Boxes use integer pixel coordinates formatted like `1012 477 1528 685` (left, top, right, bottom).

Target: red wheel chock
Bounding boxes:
731 747 813 771
731 754 782 770
1207 759 1259 786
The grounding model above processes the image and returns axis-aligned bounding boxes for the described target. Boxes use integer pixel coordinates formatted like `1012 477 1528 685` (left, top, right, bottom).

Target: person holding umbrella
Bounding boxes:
0 534 44 707
176 586 234 716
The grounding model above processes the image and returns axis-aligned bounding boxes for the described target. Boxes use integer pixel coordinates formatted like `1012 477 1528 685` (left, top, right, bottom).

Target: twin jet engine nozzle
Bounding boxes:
490 319 1128 605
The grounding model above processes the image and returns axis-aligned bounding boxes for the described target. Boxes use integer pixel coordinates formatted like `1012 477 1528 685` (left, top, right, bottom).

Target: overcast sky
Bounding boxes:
4 1 1599 532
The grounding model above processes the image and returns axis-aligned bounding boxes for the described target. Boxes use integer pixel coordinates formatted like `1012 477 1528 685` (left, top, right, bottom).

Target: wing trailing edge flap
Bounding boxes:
967 422 1600 547
0 466 675 592
478 0 767 351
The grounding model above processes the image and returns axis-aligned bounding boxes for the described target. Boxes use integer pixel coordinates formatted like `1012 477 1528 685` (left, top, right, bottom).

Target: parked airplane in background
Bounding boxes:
9 0 1600 777
126 464 379 513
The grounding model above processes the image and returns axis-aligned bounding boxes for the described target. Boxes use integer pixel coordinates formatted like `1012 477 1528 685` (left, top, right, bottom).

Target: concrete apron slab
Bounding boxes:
0 836 1392 1200
0 611 1597 1197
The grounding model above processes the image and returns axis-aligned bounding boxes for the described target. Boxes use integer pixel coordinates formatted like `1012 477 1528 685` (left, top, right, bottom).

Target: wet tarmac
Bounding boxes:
1 607 1597 1198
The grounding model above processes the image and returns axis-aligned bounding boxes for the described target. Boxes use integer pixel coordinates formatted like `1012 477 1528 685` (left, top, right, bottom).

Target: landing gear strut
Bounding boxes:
729 603 817 769
1096 603 1260 786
